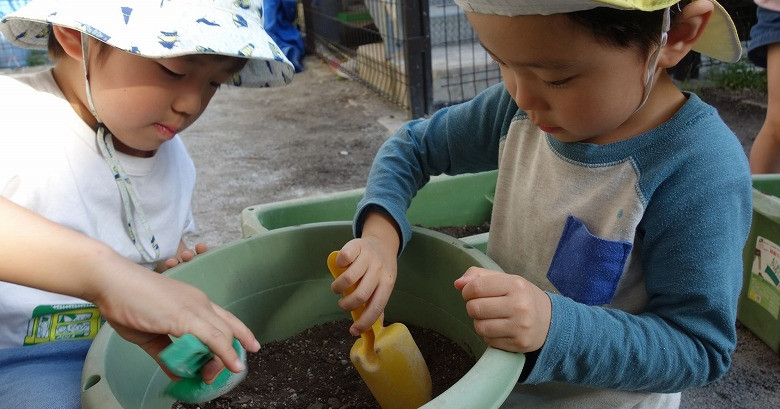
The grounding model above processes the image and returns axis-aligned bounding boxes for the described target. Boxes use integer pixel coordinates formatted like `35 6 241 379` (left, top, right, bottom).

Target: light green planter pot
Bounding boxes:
738 174 780 354
81 222 523 409
240 171 497 253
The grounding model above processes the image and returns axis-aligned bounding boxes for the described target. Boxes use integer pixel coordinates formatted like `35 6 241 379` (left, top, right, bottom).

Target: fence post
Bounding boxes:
403 0 433 118
300 0 315 53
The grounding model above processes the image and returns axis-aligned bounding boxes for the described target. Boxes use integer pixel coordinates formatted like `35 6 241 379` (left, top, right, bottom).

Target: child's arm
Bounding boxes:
336 84 517 335
750 42 780 173
0 197 258 380
356 83 515 252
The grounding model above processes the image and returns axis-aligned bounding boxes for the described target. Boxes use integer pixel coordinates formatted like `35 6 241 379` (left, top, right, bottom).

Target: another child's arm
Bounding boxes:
335 84 516 334
750 42 780 173
357 84 513 249
0 197 257 380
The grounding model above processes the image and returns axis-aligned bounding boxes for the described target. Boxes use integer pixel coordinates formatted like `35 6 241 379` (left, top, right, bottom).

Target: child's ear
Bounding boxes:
658 0 714 68
51 26 84 60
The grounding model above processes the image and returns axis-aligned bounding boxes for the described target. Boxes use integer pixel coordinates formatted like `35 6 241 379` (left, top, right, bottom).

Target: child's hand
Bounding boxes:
331 237 398 336
158 241 208 272
0 198 250 383
89 262 259 383
454 267 552 353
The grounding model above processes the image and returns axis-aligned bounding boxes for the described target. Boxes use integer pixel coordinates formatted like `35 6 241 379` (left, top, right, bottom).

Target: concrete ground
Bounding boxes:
182 56 778 408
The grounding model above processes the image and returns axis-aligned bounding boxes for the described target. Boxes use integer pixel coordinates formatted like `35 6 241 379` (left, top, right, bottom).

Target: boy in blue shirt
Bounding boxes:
330 1 753 407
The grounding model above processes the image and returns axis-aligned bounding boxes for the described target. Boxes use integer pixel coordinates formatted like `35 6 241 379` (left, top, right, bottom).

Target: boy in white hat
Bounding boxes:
0 0 293 407
330 1 752 408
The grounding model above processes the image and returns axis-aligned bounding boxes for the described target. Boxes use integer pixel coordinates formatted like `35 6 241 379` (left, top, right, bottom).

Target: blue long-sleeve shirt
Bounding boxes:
355 83 752 408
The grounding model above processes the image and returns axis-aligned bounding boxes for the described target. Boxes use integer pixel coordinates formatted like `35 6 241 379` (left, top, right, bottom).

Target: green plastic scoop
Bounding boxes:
159 334 247 403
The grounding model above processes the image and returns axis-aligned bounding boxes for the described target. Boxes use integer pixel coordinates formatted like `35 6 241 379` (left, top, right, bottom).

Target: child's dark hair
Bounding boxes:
46 26 66 59
567 1 689 58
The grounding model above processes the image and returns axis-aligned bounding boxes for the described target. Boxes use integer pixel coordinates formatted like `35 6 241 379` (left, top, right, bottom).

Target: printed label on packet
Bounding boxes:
23 304 104 346
748 236 780 319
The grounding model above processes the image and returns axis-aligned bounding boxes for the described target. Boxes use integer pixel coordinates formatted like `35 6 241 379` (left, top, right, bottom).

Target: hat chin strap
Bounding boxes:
632 7 671 115
80 34 160 264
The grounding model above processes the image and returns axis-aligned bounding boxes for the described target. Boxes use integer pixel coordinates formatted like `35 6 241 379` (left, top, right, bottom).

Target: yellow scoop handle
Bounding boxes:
327 251 383 358
327 251 432 409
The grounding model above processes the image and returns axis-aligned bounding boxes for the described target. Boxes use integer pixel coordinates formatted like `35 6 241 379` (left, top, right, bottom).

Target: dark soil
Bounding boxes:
425 222 490 239
172 319 476 409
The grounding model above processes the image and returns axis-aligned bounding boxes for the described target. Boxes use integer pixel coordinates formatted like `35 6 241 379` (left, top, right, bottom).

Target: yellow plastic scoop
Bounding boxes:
327 251 432 409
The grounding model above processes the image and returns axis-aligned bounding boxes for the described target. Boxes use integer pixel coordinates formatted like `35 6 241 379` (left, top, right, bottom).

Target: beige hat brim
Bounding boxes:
454 0 742 62
693 0 741 63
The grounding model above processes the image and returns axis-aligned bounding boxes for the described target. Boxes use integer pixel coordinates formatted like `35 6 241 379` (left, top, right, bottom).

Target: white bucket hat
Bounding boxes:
453 0 742 63
0 0 295 87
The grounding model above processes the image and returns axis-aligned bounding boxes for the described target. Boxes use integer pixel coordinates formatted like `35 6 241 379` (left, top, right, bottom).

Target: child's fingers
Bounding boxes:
472 314 522 339
329 249 366 296
140 332 229 382
328 238 397 335
178 249 196 262
328 241 363 294
349 277 392 336
335 240 360 266
465 294 510 321
200 356 225 384
455 267 503 294
194 242 208 254
337 260 379 312
135 334 179 380
192 324 244 374
212 303 261 353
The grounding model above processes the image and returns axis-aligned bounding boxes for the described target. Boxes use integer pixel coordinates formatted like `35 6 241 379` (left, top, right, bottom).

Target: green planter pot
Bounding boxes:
738 174 780 354
81 222 524 409
240 171 497 253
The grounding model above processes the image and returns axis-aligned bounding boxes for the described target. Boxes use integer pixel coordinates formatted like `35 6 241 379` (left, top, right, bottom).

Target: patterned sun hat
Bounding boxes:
453 0 742 63
0 0 294 87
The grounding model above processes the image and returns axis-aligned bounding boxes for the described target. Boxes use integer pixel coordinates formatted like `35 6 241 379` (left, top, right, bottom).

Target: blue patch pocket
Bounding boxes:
546 215 632 305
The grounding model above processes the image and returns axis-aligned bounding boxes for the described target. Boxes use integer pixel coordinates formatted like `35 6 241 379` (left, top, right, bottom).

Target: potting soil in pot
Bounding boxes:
424 222 490 239
172 319 476 409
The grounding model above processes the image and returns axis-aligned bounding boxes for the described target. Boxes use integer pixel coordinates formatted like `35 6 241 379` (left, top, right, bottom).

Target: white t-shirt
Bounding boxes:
0 69 196 348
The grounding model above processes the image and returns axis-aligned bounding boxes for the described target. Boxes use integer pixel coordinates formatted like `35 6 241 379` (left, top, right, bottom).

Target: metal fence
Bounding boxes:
302 0 760 118
302 0 501 118
0 0 32 69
